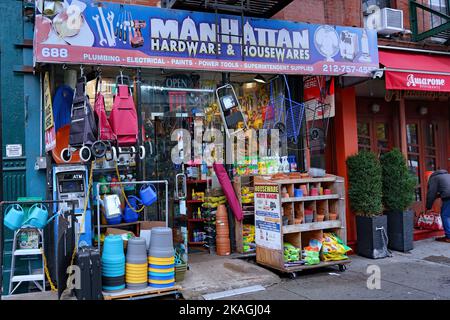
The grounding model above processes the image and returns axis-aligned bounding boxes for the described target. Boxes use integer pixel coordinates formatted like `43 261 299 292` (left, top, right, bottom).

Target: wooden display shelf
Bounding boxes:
283 220 342 234
254 174 349 275
187 200 204 203
265 175 338 185
102 285 182 300
281 194 340 203
259 259 351 273
188 241 206 245
95 221 141 228
188 218 207 222
187 179 208 184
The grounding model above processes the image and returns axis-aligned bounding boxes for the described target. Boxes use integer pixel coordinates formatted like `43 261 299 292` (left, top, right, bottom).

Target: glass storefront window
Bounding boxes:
407 123 418 145
357 122 369 136
425 123 436 147
357 121 371 151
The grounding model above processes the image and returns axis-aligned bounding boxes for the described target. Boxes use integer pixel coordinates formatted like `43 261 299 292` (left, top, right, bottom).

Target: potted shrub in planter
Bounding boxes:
347 151 389 259
380 148 416 252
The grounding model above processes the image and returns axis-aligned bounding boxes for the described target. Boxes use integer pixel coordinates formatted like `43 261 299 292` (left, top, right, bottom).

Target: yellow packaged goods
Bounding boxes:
203 195 227 208
321 233 352 261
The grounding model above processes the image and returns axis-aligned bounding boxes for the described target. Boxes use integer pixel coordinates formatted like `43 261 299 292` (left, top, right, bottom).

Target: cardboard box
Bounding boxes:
106 228 135 249
139 221 166 230
139 221 166 250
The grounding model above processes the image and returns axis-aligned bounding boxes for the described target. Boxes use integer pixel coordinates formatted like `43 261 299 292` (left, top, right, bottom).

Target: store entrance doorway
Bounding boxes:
406 120 441 216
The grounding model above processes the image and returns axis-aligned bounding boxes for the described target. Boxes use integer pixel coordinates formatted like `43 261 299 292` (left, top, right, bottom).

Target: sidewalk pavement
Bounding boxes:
220 238 450 300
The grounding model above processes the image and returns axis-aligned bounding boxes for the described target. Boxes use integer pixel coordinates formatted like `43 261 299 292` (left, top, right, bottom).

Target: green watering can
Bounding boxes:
4 204 25 231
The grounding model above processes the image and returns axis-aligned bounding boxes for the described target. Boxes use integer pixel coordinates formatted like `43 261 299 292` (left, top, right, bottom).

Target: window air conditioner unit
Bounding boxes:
364 7 404 35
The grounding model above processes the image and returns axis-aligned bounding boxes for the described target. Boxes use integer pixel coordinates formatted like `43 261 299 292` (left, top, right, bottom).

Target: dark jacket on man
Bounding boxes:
426 170 450 210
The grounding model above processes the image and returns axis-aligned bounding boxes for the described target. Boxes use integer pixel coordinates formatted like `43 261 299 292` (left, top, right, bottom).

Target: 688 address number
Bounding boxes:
41 48 68 58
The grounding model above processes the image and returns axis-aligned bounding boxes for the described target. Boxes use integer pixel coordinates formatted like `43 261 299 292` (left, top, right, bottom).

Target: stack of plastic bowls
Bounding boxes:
148 227 175 288
126 237 148 289
102 235 125 292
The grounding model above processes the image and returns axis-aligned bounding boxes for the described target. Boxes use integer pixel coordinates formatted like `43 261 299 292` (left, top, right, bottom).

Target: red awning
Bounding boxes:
379 50 450 92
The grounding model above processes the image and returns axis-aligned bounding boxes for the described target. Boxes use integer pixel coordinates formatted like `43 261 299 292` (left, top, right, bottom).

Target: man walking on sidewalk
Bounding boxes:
426 170 450 243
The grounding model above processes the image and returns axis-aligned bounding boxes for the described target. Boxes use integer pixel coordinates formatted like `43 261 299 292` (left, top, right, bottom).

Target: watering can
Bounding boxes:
99 194 122 219
139 184 157 206
4 204 25 231
123 196 142 223
22 203 50 229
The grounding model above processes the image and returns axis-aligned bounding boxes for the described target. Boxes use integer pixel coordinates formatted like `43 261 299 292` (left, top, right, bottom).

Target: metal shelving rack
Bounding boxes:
95 180 169 250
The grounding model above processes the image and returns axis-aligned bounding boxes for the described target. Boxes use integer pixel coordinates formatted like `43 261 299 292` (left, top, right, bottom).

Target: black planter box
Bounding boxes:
356 215 389 259
385 209 414 252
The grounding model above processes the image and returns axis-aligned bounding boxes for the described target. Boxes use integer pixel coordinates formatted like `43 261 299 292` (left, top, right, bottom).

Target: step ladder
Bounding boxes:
8 227 46 295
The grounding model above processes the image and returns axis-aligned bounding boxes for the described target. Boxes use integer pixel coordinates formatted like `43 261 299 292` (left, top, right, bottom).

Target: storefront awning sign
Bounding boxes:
33 0 379 77
380 50 450 93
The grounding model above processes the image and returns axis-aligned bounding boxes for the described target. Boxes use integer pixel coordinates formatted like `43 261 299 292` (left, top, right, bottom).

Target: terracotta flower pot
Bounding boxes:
216 228 230 236
329 213 338 220
216 237 231 256
316 214 325 222
216 204 228 218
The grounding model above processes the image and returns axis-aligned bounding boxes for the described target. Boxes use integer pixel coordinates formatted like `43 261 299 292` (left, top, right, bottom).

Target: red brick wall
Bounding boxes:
273 0 362 27
272 0 326 24
394 0 411 30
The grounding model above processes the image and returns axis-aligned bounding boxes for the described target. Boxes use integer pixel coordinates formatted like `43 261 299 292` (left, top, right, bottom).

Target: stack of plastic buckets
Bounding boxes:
125 237 148 289
148 227 175 288
102 235 126 292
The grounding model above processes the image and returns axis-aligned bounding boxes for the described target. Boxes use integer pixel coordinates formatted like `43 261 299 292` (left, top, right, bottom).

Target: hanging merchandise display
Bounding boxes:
3 205 25 231
108 73 145 161
305 76 334 152
52 84 74 134
122 196 143 223
61 69 98 162
44 72 57 152
264 75 306 144
139 184 158 206
216 83 248 137
91 71 116 159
